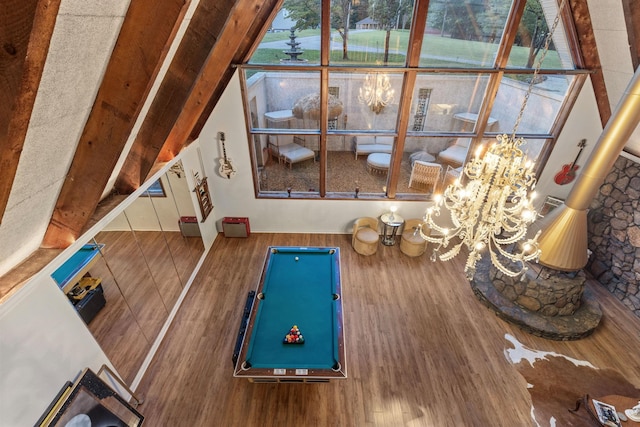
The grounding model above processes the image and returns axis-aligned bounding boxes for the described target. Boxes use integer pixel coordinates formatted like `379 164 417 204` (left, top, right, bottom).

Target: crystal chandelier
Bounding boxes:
358 72 395 114
420 136 541 279
420 0 567 279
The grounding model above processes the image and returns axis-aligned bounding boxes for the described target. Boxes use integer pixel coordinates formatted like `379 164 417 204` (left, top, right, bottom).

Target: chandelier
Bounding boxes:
420 0 567 279
420 136 541 279
358 72 395 114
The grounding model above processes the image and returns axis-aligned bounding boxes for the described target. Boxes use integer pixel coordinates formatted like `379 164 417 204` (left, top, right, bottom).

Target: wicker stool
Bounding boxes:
400 219 428 257
352 217 380 256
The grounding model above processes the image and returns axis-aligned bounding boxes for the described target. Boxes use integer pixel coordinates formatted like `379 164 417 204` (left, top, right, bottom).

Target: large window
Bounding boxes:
242 0 588 200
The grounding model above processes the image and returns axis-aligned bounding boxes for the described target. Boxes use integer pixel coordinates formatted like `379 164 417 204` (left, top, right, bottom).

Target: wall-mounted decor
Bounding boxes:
194 176 213 221
554 139 587 185
218 131 236 179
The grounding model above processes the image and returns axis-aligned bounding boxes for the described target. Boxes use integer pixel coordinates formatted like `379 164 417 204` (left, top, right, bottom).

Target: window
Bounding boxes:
142 179 165 197
241 0 589 200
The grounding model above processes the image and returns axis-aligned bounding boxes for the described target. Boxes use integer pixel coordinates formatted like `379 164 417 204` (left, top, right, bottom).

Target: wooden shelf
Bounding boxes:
195 177 213 221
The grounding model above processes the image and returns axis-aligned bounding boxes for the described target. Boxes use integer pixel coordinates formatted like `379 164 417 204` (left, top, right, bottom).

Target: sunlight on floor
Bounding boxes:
371 398 437 426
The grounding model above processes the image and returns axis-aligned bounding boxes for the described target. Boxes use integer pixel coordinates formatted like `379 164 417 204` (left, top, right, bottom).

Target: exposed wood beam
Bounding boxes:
622 0 640 70
0 248 61 303
190 0 283 141
114 0 237 193
157 0 279 163
0 0 61 225
42 0 190 248
569 0 610 127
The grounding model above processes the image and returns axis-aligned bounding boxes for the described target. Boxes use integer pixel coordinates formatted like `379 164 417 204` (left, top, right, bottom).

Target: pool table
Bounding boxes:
234 246 346 382
52 243 105 294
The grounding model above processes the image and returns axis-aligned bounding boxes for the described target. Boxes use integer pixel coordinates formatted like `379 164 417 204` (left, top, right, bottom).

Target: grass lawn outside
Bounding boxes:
251 29 565 69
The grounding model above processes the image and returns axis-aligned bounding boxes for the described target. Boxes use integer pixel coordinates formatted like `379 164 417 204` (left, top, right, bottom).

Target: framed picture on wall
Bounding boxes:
36 368 143 426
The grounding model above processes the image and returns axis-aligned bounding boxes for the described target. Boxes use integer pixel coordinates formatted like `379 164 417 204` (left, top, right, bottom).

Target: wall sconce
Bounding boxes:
218 132 236 179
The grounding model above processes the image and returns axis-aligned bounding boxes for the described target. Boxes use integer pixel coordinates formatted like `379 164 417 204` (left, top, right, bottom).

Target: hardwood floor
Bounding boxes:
134 233 640 426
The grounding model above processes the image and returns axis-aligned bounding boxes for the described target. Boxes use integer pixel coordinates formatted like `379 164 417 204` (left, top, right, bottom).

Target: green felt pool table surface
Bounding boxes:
234 246 346 382
51 243 104 294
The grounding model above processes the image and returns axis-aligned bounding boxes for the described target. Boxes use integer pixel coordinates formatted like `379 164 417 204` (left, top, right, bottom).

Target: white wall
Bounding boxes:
535 77 605 206
179 143 219 249
0 275 111 426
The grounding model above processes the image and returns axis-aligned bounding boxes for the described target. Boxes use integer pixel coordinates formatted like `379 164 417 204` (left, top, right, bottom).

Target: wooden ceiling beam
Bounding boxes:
569 0 610 127
115 0 281 192
622 0 640 70
114 0 237 193
189 0 283 140
157 0 281 163
42 0 190 248
0 0 61 225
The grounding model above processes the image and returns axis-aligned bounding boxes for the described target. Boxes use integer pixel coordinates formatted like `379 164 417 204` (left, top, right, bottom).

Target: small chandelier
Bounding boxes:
420 0 567 279
420 136 541 279
358 72 395 114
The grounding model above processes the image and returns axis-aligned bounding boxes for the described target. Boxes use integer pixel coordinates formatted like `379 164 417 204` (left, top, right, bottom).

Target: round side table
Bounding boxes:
380 212 404 246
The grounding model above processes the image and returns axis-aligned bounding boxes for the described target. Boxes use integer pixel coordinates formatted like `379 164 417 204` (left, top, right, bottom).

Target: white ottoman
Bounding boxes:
410 151 436 166
367 153 391 174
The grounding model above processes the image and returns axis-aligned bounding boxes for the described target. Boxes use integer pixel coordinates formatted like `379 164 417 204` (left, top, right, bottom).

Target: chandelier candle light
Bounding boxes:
358 72 395 114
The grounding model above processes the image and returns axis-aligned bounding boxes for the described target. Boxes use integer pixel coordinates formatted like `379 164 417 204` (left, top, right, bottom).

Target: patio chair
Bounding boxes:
409 161 442 192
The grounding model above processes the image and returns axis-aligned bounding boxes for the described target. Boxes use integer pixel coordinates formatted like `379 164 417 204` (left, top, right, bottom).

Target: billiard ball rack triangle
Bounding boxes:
283 325 305 344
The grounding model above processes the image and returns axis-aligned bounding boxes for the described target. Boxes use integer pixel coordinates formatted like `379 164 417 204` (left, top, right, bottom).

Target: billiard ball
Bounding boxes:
294 257 299 261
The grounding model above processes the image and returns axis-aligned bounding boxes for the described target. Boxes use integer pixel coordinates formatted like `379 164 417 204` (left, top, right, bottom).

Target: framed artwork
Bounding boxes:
592 399 622 427
36 368 143 426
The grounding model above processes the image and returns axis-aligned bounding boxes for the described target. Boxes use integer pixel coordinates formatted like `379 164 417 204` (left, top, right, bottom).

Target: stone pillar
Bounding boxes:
491 267 585 317
587 156 640 318
470 255 602 340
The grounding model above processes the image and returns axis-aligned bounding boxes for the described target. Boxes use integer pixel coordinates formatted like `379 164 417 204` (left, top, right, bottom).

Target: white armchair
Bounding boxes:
437 138 471 168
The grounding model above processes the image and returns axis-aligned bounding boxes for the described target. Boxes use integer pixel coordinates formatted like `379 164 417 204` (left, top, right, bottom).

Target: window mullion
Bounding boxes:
496 0 529 69
387 70 417 199
317 0 331 197
405 0 430 68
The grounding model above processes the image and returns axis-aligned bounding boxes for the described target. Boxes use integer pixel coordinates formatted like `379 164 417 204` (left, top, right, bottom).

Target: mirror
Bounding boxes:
54 160 204 385
92 216 166 384
153 162 203 287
